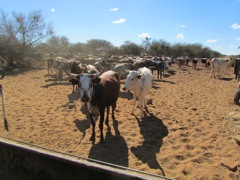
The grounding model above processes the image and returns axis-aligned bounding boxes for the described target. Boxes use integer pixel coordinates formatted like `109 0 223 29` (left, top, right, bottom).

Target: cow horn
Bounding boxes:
63 68 80 77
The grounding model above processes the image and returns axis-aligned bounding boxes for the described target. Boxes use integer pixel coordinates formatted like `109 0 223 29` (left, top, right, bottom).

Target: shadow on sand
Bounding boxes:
131 113 169 176
88 118 129 167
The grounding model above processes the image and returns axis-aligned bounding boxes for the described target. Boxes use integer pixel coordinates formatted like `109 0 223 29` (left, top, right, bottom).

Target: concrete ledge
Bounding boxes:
0 137 172 180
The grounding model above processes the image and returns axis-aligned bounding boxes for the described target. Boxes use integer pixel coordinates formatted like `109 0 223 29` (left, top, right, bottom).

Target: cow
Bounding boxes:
147 57 169 80
46 58 54 75
93 61 103 72
113 63 134 79
201 58 207 67
101 59 112 70
123 67 153 117
234 59 240 81
164 57 172 70
192 58 198 69
176 57 185 69
133 59 148 70
51 57 71 82
69 61 87 92
65 70 120 143
210 58 230 78
84 64 99 74
234 83 240 105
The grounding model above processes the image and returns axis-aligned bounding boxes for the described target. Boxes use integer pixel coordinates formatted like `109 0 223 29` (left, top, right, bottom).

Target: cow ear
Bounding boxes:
92 77 101 84
137 74 141 79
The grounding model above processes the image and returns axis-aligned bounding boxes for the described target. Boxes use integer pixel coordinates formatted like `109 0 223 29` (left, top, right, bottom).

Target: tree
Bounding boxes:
120 41 142 56
0 9 53 69
141 37 151 54
148 39 171 56
86 39 113 56
106 46 122 56
46 35 70 55
69 42 86 55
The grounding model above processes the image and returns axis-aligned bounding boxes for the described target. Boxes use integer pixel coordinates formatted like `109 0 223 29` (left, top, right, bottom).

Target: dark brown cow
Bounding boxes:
177 57 185 69
192 58 198 69
65 70 120 143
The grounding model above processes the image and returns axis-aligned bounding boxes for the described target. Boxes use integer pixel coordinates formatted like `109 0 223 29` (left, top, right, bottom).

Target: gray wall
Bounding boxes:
0 137 166 180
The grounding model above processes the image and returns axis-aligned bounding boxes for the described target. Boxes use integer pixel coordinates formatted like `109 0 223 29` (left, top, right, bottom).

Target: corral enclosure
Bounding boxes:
0 61 239 179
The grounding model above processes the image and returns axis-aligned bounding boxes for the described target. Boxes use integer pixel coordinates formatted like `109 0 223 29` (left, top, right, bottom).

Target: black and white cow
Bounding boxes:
65 70 120 143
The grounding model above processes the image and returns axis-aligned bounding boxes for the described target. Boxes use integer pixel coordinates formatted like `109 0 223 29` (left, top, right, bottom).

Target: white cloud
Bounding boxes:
51 8 55 12
137 33 150 38
112 18 126 24
206 39 218 43
176 33 185 40
236 37 240 40
177 24 186 28
231 23 240 29
110 8 118 11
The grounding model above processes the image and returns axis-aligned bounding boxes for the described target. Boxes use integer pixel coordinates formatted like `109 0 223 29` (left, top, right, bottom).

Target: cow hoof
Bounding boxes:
105 122 109 126
90 135 95 142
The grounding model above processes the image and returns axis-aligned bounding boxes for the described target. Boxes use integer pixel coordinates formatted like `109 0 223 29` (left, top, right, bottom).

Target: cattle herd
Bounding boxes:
45 55 240 142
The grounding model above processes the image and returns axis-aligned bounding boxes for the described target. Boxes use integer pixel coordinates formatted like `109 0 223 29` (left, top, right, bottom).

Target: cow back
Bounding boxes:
92 71 120 107
138 67 153 91
211 58 229 70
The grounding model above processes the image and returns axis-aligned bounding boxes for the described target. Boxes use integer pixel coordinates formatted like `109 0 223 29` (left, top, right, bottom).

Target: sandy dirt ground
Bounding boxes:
0 62 239 179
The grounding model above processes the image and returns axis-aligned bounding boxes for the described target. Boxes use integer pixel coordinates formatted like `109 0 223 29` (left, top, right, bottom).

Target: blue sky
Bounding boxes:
1 0 240 55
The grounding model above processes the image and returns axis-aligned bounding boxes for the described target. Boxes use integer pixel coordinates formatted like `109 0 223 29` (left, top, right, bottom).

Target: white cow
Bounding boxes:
210 58 230 78
85 64 99 74
164 57 172 71
123 67 153 117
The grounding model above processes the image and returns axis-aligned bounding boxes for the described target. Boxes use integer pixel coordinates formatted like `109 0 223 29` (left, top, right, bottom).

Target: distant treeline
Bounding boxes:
0 9 239 70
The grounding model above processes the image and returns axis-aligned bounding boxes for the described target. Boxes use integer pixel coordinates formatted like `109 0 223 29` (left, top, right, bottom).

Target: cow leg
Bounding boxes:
140 98 144 117
72 85 75 93
131 94 137 115
111 103 116 120
105 106 110 126
99 107 105 143
89 114 96 142
143 98 147 109
55 70 60 83
47 65 52 75
59 69 63 81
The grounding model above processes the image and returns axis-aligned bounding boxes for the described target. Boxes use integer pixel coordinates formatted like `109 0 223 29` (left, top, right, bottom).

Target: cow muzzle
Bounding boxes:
81 96 89 103
81 92 90 102
122 87 130 92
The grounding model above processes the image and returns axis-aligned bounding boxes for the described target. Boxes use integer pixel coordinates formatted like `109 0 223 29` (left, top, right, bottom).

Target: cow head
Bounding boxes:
78 73 101 103
64 68 104 102
123 70 141 92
